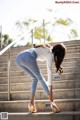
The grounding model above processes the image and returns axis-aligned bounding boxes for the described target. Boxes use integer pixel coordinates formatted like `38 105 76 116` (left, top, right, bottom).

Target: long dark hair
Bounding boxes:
52 43 66 74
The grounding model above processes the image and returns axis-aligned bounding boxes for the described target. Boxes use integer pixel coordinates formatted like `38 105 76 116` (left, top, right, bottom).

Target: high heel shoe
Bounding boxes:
28 103 37 113
50 101 60 113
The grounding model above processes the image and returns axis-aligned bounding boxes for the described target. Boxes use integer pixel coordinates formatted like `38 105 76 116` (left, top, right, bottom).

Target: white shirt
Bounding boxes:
34 47 54 86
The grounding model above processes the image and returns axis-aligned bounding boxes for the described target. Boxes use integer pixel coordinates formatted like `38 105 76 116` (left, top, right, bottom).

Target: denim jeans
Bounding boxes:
16 48 49 95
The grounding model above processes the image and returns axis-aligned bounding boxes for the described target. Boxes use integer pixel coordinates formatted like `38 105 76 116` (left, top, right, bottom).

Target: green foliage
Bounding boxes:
2 34 13 47
70 29 78 38
8 38 13 44
16 18 38 31
26 41 32 45
47 35 52 42
23 19 37 26
15 17 78 44
34 27 43 39
56 18 73 26
33 26 52 42
15 18 53 43
3 34 9 39
16 21 22 29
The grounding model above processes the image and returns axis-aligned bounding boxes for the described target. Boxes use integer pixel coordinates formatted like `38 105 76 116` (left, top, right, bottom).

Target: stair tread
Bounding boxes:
0 79 79 85
0 98 80 103
0 71 80 79
0 111 80 115
0 87 80 94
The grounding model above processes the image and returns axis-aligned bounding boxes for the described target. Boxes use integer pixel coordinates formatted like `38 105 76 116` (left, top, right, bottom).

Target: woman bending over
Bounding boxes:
16 43 66 113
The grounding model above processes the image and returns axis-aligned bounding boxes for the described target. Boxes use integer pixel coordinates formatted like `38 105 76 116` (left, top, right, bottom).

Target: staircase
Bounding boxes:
0 40 80 120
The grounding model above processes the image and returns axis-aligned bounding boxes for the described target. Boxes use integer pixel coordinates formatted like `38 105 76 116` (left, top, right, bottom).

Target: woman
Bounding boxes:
16 43 66 113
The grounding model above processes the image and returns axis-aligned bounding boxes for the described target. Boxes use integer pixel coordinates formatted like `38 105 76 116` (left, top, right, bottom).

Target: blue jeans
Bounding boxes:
16 49 49 95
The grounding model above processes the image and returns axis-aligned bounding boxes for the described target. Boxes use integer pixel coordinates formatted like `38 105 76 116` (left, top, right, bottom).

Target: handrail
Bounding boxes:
0 20 45 101
0 37 20 101
0 31 33 101
0 19 46 101
0 40 17 101
0 29 30 55
0 40 17 55
0 19 45 56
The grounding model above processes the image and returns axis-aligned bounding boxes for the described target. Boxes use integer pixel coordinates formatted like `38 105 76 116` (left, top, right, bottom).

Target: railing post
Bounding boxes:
7 48 11 101
0 25 2 49
31 29 33 47
43 19 45 43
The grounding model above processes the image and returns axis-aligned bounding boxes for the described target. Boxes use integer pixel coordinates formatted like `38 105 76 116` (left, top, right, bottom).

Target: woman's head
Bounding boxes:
52 43 66 74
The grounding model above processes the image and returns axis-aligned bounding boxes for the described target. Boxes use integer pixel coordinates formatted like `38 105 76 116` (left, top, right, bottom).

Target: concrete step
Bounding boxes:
0 43 80 61
62 39 80 44
0 55 80 72
9 43 80 56
0 55 80 68
0 80 80 92
0 55 79 67
0 88 80 101
0 54 80 67
67 47 80 53
0 60 79 74
10 49 80 57
0 99 80 112
0 72 80 84
0 65 80 78
9 51 80 61
11 66 80 75
9 57 80 69
0 40 80 57
53 40 80 46
1 60 80 73
10 43 80 54
0 111 80 120
0 64 76 72
9 50 80 59
10 88 80 100
4 52 80 64
0 40 80 120
8 61 80 70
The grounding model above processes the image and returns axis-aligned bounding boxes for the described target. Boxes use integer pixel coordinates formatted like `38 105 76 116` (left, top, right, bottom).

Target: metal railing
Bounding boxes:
0 27 35 100
0 19 46 101
0 40 18 100
0 32 34 100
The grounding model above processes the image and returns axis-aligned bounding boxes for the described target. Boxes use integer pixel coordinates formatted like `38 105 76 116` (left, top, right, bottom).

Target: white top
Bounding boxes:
34 47 54 86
